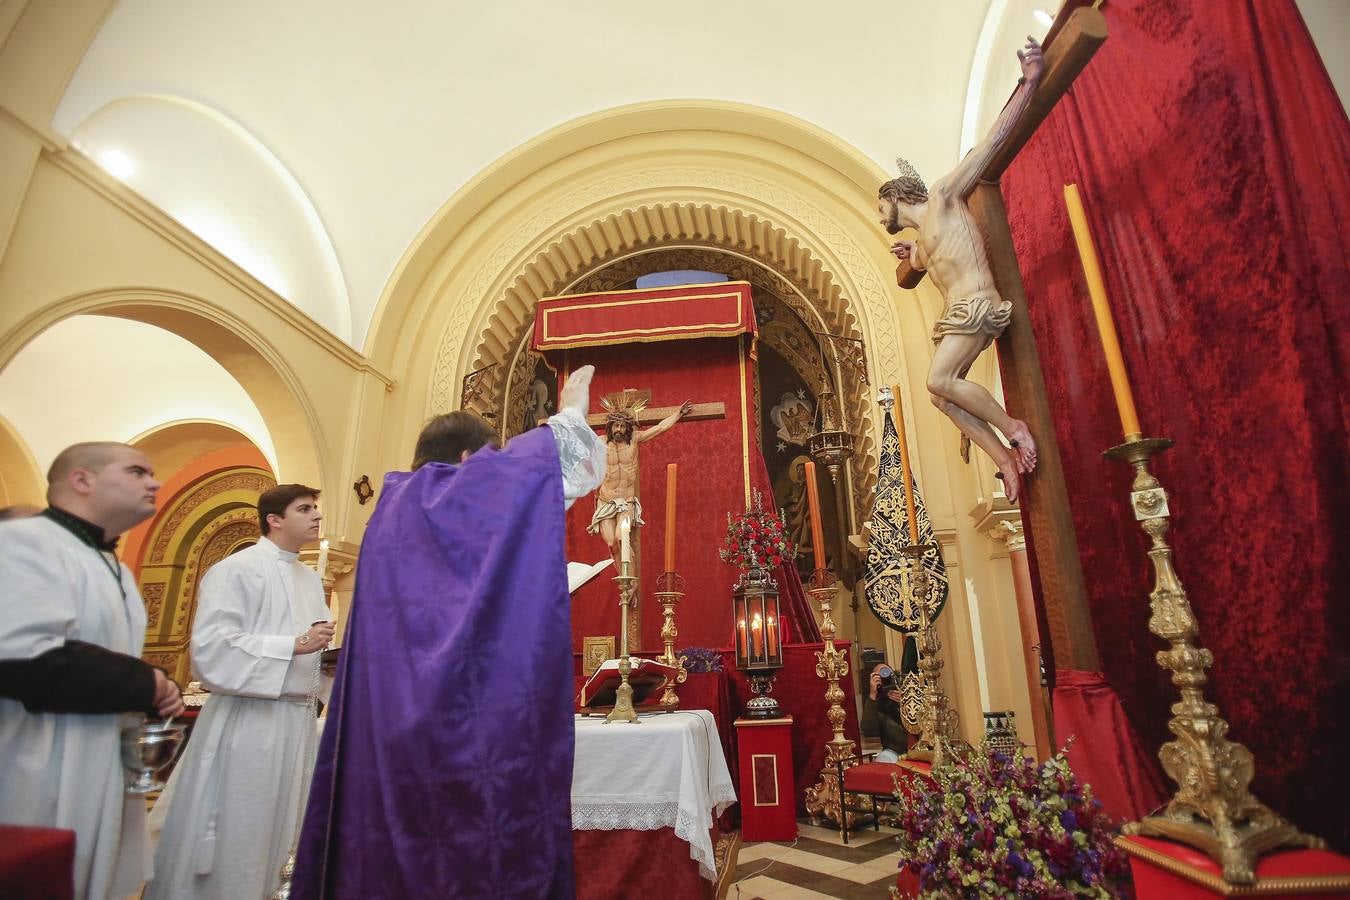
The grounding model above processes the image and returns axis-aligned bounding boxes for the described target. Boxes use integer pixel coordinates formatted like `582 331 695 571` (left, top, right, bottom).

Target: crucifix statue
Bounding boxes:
886 7 1107 678
585 390 714 648
878 37 1045 503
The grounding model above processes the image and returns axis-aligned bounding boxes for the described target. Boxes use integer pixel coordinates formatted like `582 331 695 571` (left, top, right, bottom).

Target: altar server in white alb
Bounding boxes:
146 484 334 900
0 442 185 900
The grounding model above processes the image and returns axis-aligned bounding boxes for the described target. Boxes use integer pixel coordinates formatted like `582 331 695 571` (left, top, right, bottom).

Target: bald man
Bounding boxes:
0 441 184 899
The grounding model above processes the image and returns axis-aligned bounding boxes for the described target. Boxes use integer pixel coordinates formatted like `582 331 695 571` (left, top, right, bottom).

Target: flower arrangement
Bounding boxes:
677 647 724 673
893 744 1128 898
720 490 795 571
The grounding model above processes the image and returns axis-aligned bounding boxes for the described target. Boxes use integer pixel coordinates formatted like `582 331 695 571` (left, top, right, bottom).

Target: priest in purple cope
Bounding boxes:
292 365 605 899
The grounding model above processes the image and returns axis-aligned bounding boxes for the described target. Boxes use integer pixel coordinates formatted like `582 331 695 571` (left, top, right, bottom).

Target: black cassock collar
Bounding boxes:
42 506 119 552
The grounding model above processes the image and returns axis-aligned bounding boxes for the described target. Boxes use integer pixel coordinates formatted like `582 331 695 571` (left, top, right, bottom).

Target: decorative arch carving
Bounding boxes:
445 205 888 523
136 465 274 683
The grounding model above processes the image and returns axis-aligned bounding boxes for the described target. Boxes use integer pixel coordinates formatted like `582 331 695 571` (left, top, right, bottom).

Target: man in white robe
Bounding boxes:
0 442 185 900
146 484 334 900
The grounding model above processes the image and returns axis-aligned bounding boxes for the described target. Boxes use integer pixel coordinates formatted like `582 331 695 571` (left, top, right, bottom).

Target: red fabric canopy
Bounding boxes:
532 281 756 352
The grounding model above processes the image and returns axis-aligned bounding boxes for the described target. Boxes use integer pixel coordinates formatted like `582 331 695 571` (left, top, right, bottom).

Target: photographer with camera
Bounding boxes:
861 661 910 763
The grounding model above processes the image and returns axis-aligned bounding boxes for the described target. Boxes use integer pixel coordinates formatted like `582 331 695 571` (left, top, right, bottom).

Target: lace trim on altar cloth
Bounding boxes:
573 783 737 882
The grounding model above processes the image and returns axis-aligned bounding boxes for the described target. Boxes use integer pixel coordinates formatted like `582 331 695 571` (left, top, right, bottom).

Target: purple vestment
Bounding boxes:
292 427 575 899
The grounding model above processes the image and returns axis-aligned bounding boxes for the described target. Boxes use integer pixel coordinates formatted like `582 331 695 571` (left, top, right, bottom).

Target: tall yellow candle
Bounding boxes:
664 463 677 573
890 385 920 545
1064 183 1143 439
804 460 826 571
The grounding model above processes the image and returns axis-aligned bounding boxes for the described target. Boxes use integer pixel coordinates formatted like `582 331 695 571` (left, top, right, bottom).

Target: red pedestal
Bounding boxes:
735 716 796 842
1120 835 1350 899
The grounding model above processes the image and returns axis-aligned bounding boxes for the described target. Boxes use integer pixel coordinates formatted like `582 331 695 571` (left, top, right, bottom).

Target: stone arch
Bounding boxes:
484 241 878 517
0 287 326 487
134 451 275 684
368 102 934 531
0 413 43 507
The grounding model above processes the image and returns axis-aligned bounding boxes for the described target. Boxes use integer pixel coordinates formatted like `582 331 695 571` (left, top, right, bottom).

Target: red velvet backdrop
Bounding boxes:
1003 0 1350 849
558 337 767 652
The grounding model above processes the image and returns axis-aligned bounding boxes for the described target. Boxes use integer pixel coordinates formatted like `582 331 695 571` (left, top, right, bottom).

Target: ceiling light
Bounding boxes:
1033 9 1055 27
99 149 135 180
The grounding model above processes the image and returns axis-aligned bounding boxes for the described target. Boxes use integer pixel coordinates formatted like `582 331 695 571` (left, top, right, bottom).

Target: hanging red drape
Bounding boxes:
1004 0 1350 849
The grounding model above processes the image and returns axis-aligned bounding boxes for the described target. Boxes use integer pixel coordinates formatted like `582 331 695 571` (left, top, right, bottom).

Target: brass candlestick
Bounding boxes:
1106 436 1322 884
802 568 859 836
605 556 640 724
654 571 688 713
900 543 969 771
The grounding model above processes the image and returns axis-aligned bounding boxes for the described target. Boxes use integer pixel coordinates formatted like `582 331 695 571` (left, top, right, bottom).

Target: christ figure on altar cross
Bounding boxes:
879 36 1044 502
589 392 692 574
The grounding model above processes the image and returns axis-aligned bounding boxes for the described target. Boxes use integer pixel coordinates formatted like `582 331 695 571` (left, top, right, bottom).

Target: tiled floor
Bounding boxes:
727 819 903 900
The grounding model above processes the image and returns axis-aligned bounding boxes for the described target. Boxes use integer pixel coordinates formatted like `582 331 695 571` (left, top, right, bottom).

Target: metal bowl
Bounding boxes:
120 720 187 794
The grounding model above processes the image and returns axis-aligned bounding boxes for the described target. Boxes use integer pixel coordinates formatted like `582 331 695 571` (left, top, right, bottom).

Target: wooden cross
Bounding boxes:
898 5 1108 673
585 401 725 430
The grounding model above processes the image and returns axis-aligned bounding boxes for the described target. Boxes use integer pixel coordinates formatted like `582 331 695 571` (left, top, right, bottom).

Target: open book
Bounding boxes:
578 657 679 708
567 558 613 594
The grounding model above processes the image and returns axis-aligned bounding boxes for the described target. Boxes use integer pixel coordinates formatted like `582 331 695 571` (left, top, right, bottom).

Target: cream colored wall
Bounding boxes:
0 2 389 546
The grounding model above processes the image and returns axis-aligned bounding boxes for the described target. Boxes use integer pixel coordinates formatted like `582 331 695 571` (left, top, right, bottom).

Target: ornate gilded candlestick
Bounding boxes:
654 571 688 712
605 559 640 724
803 568 859 832
1106 436 1322 883
899 543 969 771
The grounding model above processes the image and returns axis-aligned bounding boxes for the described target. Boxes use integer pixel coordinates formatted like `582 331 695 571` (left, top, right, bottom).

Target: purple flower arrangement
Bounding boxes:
678 647 724 673
893 745 1129 898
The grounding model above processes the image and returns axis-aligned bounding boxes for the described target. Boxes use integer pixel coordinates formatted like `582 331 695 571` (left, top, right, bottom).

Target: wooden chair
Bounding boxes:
834 753 934 844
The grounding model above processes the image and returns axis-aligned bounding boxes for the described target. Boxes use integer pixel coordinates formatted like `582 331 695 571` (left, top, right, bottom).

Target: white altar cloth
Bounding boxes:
572 709 737 880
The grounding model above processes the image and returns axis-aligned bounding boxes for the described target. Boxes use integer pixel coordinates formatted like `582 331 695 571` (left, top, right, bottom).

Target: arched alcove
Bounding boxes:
0 413 43 507
130 447 275 684
367 101 942 531
0 288 326 488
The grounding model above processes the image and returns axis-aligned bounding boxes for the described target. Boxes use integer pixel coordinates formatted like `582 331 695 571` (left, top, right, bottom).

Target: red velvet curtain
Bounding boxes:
560 336 819 652
1003 0 1350 849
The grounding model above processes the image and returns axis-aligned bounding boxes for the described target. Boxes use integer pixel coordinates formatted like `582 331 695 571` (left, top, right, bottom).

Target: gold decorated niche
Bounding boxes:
137 466 275 684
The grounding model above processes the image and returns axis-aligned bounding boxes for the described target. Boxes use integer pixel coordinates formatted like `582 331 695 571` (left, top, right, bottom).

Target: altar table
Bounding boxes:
572 708 736 894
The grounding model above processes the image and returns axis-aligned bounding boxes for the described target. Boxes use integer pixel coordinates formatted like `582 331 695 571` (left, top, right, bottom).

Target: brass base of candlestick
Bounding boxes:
605 571 640 725
1106 437 1323 884
897 544 969 772
654 573 688 713
805 738 865 839
801 568 861 831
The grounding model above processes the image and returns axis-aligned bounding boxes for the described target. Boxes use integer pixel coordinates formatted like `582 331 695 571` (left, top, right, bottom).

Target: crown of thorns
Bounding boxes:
600 389 647 425
894 156 927 191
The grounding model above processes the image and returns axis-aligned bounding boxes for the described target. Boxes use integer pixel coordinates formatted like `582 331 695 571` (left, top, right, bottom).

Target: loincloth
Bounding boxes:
587 497 644 534
932 292 1012 345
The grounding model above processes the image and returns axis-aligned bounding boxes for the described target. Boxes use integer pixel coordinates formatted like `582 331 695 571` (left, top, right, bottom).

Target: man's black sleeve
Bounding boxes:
0 640 159 714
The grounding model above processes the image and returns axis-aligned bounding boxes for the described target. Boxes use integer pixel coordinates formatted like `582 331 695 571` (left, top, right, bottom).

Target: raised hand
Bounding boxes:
560 364 595 416
1017 36 1044 82
890 240 916 261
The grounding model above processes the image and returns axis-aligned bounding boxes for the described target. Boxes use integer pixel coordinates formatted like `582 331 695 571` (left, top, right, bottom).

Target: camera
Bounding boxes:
877 665 897 692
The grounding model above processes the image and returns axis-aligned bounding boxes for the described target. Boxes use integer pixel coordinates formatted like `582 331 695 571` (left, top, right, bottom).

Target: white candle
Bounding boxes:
317 539 329 581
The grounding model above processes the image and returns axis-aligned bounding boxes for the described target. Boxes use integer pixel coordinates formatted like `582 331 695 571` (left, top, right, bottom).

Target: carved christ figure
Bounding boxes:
588 394 693 574
878 37 1044 502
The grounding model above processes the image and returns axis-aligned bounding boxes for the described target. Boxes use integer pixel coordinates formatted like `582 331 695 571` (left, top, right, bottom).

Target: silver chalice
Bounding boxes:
120 718 187 794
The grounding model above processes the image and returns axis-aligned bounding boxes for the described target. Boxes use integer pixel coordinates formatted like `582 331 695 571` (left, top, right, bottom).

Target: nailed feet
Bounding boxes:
1005 419 1038 473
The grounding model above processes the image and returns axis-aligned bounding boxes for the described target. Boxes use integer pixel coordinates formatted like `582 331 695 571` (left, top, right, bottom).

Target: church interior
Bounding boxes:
1 1 1347 897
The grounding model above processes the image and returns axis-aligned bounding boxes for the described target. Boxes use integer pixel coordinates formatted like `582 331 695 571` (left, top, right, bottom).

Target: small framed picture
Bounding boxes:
582 636 615 677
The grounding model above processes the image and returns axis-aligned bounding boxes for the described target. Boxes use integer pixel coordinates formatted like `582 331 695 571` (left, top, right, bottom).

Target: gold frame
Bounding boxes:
581 636 614 677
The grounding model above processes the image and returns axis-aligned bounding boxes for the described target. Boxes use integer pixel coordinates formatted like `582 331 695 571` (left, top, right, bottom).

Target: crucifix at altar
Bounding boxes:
531 280 761 660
